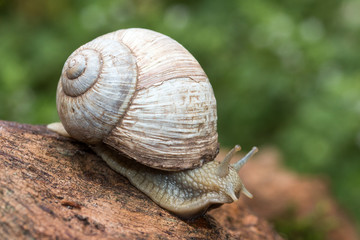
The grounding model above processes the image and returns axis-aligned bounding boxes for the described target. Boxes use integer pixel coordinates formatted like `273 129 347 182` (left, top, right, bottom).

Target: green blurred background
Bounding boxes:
1 0 359 237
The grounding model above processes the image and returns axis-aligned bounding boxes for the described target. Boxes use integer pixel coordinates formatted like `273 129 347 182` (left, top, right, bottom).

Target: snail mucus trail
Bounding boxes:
47 28 258 219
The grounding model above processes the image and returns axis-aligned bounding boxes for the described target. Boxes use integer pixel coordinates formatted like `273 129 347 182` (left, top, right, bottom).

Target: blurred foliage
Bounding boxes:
1 0 360 235
273 204 332 240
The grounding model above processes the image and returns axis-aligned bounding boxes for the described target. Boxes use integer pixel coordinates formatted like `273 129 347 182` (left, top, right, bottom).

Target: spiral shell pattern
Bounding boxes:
57 28 218 170
57 38 137 144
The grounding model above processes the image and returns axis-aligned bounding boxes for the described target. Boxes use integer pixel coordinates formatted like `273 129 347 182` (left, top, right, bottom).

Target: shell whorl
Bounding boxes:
57 37 137 144
61 49 102 96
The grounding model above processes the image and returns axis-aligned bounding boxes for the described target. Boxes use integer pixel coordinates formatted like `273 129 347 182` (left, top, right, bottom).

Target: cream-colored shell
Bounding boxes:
57 28 218 171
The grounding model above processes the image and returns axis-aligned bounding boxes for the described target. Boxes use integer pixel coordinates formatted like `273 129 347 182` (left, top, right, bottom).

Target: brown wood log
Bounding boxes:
0 120 281 239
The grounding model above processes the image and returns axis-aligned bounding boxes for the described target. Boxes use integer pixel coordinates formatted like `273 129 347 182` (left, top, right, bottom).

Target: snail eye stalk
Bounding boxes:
232 147 258 172
217 145 241 177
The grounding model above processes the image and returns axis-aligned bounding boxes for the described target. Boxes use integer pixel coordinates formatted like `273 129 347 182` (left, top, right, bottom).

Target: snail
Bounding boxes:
47 28 258 219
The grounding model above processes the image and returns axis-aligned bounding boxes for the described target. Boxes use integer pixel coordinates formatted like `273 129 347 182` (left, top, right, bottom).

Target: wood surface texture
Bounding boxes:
0 120 281 239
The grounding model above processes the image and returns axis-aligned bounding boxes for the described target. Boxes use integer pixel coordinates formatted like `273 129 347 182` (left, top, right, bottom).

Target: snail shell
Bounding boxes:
50 28 258 218
57 28 218 171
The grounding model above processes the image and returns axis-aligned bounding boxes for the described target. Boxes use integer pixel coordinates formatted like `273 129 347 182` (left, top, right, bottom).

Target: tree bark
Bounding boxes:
0 120 281 240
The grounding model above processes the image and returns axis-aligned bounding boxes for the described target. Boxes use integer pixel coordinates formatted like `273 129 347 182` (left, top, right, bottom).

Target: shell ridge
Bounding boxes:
103 35 140 138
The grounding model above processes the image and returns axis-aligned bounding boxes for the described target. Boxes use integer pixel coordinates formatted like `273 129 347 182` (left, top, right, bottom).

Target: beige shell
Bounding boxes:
56 28 218 171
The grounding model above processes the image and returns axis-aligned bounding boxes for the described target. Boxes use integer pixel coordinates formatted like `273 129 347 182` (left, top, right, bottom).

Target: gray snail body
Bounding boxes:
48 28 257 218
92 143 257 218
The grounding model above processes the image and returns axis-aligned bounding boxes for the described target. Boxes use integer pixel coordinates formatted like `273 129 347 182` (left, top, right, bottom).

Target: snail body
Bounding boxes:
92 143 256 218
48 28 257 218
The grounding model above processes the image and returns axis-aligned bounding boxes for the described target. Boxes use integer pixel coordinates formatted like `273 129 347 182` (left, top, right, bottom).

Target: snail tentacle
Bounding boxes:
233 146 258 171
242 185 253 199
217 145 241 177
